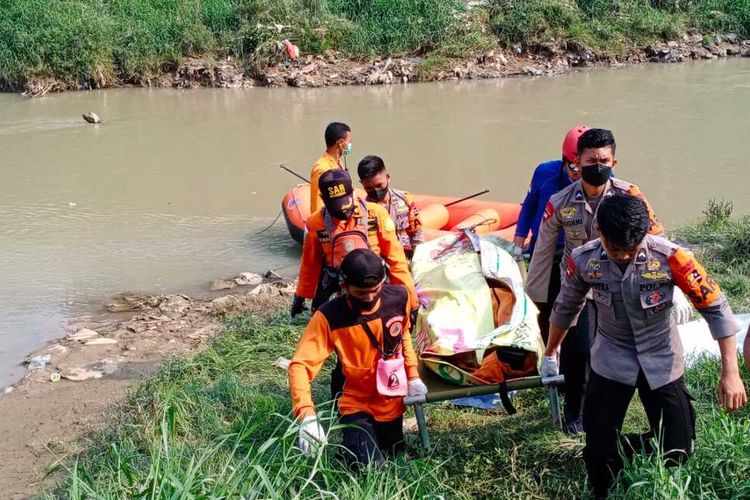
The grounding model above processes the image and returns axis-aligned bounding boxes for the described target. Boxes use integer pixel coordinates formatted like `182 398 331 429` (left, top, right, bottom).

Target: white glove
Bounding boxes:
298 415 326 455
540 355 559 378
672 288 693 325
512 245 524 259
407 378 428 397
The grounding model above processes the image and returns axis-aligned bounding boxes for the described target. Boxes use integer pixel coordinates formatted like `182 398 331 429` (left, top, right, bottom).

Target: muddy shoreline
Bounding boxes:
19 34 750 96
0 271 295 497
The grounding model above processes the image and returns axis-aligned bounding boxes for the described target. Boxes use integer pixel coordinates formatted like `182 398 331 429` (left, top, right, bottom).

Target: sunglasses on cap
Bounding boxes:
566 161 581 173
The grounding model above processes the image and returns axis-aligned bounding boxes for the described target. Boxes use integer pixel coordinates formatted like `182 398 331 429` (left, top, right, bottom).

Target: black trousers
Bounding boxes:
311 268 340 311
535 253 590 423
339 412 404 469
583 370 696 499
330 359 345 404
559 305 590 422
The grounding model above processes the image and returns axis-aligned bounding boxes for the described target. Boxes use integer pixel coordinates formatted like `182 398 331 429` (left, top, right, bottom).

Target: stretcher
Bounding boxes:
404 361 564 449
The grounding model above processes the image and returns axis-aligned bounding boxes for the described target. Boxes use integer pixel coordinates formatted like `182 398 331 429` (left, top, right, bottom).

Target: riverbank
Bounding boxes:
0 271 296 497
3 0 750 95
2 202 749 497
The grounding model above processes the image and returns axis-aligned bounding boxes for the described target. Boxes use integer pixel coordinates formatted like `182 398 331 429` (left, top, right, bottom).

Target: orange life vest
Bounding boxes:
322 198 371 269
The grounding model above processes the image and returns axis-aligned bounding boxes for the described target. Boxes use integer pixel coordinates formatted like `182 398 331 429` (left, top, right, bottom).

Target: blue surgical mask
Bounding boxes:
343 142 352 156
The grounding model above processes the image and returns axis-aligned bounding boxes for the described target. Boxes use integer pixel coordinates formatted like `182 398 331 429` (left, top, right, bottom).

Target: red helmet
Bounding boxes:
562 125 589 164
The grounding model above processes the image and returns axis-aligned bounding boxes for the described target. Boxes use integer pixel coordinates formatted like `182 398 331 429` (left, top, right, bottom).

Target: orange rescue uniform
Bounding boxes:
310 152 344 214
296 200 418 308
289 285 419 421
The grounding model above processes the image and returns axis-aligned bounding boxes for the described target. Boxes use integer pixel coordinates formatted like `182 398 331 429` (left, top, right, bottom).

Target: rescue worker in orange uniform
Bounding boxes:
291 169 417 315
289 249 428 467
357 155 424 258
309 122 352 213
542 193 746 498
526 128 692 435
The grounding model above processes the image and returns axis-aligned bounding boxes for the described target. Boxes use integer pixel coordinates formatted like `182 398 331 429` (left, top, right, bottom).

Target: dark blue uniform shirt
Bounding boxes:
515 159 570 254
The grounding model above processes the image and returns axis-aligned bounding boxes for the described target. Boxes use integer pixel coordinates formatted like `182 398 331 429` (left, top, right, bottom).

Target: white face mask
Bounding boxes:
342 142 352 156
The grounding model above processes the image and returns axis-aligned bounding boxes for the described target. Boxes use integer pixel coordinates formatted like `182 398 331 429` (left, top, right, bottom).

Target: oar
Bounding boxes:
444 189 490 207
279 164 309 183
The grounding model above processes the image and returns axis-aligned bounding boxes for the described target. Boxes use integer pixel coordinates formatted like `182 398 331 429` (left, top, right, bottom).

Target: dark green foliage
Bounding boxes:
2 0 748 89
326 0 465 57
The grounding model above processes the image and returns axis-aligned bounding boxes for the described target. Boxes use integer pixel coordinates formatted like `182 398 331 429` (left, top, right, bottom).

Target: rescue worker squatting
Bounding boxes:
288 249 428 468
542 193 747 499
309 122 352 214
357 155 425 258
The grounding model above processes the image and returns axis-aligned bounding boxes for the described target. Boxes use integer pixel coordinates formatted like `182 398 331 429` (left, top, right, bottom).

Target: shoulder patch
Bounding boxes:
566 254 576 279
543 201 555 221
612 178 636 192
668 248 722 308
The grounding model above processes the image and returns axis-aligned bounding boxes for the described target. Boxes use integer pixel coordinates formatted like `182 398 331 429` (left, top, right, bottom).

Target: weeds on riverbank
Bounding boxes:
46 307 750 498
673 199 750 312
1 0 750 90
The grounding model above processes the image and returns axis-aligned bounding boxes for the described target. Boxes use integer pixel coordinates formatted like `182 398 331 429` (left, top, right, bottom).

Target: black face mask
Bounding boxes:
581 163 612 187
349 295 378 311
367 186 389 202
328 205 355 221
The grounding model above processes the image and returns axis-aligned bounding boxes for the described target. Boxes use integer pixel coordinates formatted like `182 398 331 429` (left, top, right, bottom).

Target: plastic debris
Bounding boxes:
28 354 51 371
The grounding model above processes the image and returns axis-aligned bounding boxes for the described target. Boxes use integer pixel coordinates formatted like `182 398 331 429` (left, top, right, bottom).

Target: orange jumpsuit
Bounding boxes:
296 200 418 308
289 285 419 421
310 152 344 214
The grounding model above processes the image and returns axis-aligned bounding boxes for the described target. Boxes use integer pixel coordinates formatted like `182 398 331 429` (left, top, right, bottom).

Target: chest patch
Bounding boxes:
560 207 577 219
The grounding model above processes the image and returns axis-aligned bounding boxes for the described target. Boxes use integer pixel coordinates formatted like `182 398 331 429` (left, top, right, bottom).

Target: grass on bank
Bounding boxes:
44 314 750 499
46 204 750 499
673 199 750 312
2 0 750 90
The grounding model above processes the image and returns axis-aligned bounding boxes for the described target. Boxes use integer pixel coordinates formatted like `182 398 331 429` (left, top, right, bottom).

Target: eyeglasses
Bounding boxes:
566 163 581 173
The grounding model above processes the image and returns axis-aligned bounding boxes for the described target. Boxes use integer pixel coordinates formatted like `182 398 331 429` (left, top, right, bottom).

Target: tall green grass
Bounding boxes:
673 199 750 312
46 301 750 497
615 357 750 498
1 0 749 90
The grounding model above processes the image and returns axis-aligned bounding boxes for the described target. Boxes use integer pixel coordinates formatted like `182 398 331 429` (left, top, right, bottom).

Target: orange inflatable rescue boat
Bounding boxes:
282 184 521 244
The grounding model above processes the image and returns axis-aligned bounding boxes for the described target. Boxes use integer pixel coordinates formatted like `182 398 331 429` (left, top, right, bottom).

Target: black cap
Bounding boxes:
319 169 354 215
339 249 386 287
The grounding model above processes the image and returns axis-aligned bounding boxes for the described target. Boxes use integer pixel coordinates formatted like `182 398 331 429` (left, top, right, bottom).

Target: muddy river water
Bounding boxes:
1 58 749 386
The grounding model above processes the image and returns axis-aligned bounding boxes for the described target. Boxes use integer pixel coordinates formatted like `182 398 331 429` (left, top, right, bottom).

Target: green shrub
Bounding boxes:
489 0 585 46
328 0 465 57
0 0 114 88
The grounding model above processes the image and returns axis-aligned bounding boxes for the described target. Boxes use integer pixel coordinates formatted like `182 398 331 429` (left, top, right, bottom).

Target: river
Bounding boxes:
1 58 749 386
